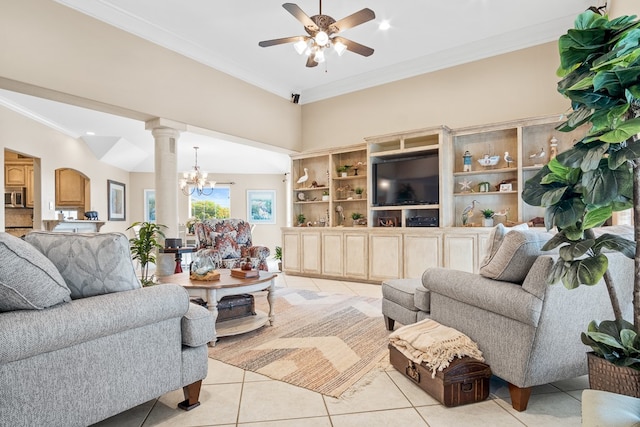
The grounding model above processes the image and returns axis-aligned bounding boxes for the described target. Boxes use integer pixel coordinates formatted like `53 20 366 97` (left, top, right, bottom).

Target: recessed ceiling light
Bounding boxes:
86 131 95 135
379 20 390 31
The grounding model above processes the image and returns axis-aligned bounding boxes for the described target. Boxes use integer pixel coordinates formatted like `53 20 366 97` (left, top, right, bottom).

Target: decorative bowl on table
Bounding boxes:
477 155 500 167
189 254 220 280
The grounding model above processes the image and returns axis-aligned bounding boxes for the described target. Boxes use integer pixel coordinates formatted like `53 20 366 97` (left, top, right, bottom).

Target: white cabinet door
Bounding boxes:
282 232 301 273
443 233 477 273
369 233 402 281
344 232 368 280
301 232 322 274
322 232 344 276
404 233 442 278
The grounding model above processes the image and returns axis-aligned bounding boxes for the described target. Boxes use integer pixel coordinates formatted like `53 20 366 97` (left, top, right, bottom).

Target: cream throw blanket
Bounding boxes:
389 319 484 377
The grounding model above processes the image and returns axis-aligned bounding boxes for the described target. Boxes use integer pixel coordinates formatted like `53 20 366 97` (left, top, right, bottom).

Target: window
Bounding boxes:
190 187 231 221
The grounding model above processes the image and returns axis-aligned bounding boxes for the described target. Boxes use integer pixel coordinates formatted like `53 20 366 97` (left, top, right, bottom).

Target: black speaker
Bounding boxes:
291 93 300 104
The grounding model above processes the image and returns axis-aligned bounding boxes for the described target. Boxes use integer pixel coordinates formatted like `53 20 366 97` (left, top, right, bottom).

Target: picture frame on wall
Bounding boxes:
247 190 276 224
144 189 155 222
108 180 126 221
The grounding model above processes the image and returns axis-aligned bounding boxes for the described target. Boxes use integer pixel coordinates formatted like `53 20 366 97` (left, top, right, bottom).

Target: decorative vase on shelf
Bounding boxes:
482 218 494 227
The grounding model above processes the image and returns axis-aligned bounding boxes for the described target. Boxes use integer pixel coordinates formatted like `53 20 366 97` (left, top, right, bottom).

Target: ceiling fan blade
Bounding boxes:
283 3 319 32
306 55 318 68
332 36 374 57
259 36 305 48
330 8 375 33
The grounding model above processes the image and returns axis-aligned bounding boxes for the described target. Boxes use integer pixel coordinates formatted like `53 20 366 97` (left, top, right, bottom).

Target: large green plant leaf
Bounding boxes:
582 205 613 229
541 186 568 206
522 166 552 206
582 163 633 205
545 197 585 230
559 239 595 260
599 118 640 143
542 232 573 251
547 259 568 284
556 145 591 169
608 140 640 169
621 329 639 352
593 233 636 258
585 331 626 349
565 255 608 288
581 142 610 171
555 105 593 131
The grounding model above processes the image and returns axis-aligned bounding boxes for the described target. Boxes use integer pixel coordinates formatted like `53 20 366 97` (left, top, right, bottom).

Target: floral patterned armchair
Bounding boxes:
193 219 270 271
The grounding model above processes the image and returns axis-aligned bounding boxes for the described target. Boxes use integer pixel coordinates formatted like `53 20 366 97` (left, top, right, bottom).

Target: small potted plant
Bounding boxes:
351 212 365 226
126 221 166 286
274 246 282 271
322 190 330 201
296 213 306 226
354 187 364 199
337 165 351 177
480 209 494 227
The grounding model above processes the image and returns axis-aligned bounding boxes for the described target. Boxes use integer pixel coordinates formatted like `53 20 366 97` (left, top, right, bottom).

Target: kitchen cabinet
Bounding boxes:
5 164 27 186
55 168 86 207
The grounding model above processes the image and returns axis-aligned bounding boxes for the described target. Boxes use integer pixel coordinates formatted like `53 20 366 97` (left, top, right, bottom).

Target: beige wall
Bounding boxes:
0 107 130 233
610 0 639 17
130 172 286 252
0 0 301 153
301 42 569 151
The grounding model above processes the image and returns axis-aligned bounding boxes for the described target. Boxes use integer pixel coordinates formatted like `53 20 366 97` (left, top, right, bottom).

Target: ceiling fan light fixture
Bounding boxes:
314 48 325 63
333 40 347 56
293 39 307 55
315 31 329 46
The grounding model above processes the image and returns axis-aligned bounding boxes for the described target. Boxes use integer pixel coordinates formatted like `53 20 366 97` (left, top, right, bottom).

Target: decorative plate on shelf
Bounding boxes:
297 192 306 201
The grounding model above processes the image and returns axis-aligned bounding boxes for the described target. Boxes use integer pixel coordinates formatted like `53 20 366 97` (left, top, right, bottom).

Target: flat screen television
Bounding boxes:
372 153 439 206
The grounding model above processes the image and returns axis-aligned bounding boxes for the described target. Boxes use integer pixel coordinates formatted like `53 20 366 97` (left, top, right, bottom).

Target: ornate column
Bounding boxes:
145 118 186 277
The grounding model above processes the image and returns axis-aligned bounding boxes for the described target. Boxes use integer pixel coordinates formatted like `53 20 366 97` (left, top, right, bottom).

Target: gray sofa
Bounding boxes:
0 231 215 427
384 225 634 411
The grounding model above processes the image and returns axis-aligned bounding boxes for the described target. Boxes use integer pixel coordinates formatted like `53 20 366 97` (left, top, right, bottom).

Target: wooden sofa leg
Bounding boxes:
508 383 532 411
178 380 202 411
384 316 395 331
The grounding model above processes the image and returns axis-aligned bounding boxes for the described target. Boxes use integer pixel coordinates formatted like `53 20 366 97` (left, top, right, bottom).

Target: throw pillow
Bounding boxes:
479 229 554 283
214 231 240 259
480 223 530 269
0 233 71 312
24 231 141 299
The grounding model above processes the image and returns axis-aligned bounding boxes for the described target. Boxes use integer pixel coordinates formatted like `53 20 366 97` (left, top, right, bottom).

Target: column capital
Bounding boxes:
145 117 187 132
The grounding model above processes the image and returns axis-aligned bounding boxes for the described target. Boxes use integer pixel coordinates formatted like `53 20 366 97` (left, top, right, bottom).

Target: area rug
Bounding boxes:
208 287 390 398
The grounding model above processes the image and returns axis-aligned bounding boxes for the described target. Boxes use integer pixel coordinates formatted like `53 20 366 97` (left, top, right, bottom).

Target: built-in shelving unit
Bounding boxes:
283 114 589 282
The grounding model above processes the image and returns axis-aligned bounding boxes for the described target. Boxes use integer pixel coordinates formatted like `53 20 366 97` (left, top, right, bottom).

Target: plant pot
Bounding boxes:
482 218 494 227
341 172 348 177
355 193 362 199
587 352 640 398
322 195 329 201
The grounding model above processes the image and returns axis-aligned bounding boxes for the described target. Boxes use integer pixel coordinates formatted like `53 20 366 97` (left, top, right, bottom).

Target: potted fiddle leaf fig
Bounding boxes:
522 9 640 391
127 221 166 286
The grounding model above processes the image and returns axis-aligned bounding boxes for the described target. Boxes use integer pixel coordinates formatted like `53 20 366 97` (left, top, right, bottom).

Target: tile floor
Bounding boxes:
93 273 586 427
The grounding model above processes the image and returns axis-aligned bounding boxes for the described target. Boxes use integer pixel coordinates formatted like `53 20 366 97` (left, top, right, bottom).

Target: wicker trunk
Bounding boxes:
587 352 640 398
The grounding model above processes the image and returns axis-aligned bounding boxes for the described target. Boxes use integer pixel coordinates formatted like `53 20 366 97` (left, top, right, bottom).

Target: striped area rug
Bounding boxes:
208 287 389 398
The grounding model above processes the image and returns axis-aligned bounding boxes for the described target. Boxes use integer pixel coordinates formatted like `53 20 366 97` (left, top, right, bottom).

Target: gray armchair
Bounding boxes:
423 228 633 411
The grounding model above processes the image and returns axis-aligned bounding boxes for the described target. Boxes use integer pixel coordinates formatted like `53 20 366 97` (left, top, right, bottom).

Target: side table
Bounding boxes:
159 246 196 274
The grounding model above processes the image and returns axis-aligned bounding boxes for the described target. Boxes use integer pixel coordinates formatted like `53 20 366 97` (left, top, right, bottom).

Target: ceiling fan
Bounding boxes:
258 1 376 68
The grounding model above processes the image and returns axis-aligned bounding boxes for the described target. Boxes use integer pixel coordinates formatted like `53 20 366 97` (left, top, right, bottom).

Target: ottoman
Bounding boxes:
381 278 430 330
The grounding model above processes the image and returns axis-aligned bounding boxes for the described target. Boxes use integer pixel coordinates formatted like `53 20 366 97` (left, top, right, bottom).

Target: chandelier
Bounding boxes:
180 147 216 196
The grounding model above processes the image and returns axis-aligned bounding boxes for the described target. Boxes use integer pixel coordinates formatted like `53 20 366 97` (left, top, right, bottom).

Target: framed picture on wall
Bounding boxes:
247 190 276 224
144 189 155 222
108 180 126 221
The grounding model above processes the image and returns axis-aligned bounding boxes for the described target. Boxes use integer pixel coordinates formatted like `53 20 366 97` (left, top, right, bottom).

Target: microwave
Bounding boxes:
5 188 25 208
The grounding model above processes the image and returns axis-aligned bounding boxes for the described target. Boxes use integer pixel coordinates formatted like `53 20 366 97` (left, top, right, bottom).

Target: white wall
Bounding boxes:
0 106 130 233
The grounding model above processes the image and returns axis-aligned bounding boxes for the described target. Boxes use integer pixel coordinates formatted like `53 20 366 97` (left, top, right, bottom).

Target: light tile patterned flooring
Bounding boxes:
94 273 586 427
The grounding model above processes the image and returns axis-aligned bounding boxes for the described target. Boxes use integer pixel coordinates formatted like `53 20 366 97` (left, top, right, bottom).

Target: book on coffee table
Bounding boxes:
230 268 259 279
